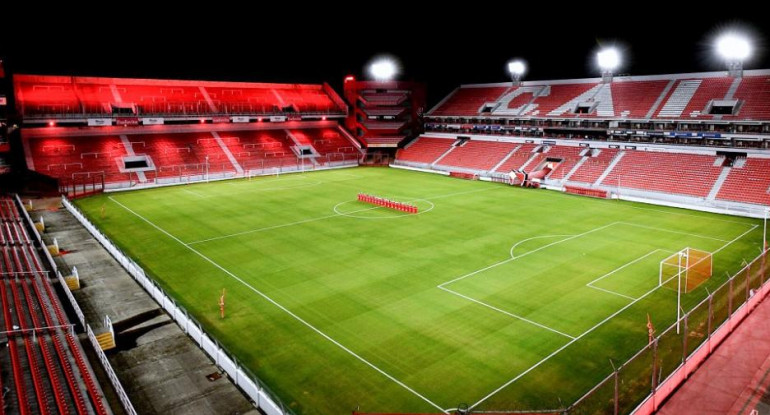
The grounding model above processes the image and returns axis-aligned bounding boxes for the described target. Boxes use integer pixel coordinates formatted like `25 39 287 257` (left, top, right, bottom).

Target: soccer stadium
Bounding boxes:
1 16 770 415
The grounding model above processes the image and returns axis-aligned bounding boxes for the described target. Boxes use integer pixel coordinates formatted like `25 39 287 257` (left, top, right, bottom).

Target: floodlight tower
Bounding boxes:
597 48 621 83
368 57 399 81
507 59 527 87
716 33 752 78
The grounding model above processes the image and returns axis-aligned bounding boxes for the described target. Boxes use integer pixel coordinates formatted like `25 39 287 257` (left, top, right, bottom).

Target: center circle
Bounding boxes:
333 198 435 219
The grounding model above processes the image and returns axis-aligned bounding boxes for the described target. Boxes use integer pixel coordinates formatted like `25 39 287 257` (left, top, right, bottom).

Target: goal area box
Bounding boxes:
659 247 713 293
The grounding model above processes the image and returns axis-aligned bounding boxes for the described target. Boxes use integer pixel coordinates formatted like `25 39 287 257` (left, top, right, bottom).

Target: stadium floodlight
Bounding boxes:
369 58 398 81
716 33 752 77
507 59 526 86
597 48 621 71
597 48 621 83
507 60 526 76
717 33 752 61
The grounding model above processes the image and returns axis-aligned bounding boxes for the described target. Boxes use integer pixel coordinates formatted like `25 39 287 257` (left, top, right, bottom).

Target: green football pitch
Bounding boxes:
74 167 763 414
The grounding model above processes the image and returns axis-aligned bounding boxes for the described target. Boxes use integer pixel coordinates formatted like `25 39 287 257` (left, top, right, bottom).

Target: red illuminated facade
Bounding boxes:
343 77 425 148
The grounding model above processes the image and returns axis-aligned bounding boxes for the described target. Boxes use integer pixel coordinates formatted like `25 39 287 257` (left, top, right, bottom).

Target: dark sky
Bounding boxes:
2 10 767 107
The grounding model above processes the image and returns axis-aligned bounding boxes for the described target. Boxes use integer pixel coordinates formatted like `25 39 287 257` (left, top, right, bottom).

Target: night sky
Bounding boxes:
2 10 767 108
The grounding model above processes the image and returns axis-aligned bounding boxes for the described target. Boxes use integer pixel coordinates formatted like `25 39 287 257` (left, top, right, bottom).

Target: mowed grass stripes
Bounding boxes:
75 168 763 414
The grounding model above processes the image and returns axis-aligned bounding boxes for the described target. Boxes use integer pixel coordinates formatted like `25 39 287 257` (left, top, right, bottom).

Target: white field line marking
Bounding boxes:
189 201 400 245
618 222 730 242
412 187 499 201
206 180 324 196
586 249 670 286
437 225 617 340
189 213 341 245
439 223 618 288
189 187 496 245
509 235 574 259
107 196 449 413
584 249 672 301
210 173 364 196
438 286 576 339
626 205 757 226
470 223 759 409
332 200 435 219
181 188 206 198
586 285 637 301
219 174 310 187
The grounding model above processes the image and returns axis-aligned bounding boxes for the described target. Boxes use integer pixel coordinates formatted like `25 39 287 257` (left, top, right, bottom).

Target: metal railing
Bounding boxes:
13 194 137 415
62 196 296 415
568 248 769 414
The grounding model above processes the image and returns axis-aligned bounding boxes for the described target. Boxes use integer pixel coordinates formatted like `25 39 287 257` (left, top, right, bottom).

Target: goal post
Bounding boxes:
659 247 713 293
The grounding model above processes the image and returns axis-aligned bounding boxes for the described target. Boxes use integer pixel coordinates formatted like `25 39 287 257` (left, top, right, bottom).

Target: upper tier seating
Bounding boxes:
608 80 670 118
726 75 770 120
430 87 509 116
15 75 345 117
428 71 770 122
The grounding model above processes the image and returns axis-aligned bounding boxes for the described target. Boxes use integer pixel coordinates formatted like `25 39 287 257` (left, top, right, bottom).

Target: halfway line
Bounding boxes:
108 195 449 413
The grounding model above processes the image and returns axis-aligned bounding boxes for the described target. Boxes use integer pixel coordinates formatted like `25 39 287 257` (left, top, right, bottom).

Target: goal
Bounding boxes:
247 168 281 180
659 247 713 293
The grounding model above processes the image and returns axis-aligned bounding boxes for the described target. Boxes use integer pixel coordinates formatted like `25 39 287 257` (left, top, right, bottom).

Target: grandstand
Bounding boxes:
426 71 770 123
2 32 770 415
411 69 770 217
0 197 110 414
12 75 364 194
14 75 347 120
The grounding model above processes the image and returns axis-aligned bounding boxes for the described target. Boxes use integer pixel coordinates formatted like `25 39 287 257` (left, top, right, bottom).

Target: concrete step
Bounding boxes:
64 276 80 291
96 332 116 351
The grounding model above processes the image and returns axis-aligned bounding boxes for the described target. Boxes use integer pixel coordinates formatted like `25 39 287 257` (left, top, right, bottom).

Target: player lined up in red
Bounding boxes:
357 193 418 214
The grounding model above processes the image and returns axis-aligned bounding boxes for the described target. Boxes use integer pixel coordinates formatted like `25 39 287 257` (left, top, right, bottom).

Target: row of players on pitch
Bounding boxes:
357 193 418 214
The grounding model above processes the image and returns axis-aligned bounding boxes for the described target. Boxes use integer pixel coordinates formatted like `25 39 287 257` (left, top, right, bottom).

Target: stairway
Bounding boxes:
210 131 245 173
64 276 80 291
596 151 626 185
547 84 604 116
707 167 732 201
563 156 589 182
95 332 115 351
594 84 615 117
491 145 522 172
658 80 701 117
646 79 676 119
120 135 148 183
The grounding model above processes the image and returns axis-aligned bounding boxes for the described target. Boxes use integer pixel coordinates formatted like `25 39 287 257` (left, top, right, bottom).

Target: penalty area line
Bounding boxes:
469 223 760 410
585 249 673 300
107 196 450 414
439 286 577 340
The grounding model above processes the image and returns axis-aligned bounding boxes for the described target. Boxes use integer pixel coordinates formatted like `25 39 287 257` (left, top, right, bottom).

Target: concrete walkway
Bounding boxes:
658 295 770 415
34 198 258 415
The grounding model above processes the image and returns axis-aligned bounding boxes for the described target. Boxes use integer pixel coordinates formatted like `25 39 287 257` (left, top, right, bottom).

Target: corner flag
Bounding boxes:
219 289 226 319
647 313 655 345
